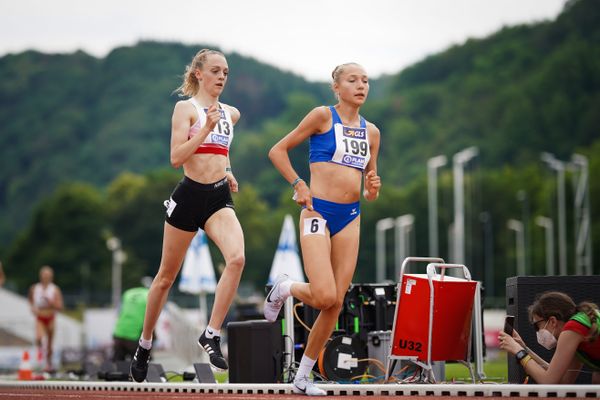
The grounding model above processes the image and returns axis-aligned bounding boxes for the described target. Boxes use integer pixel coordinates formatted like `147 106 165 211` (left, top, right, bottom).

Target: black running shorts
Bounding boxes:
164 176 234 232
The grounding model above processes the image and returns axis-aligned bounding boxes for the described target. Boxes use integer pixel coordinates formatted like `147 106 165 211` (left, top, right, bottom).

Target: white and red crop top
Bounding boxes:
188 98 234 156
32 283 58 308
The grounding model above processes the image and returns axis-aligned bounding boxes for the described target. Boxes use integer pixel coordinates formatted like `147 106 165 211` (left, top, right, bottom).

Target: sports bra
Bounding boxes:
188 98 234 156
309 106 370 170
32 283 57 309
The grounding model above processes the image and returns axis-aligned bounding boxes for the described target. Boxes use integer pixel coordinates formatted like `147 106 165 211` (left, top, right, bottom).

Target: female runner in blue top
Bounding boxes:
266 62 381 395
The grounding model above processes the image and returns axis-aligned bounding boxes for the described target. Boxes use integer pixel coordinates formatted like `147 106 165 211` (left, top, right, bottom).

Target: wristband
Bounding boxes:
520 355 532 367
291 177 303 188
225 167 232 173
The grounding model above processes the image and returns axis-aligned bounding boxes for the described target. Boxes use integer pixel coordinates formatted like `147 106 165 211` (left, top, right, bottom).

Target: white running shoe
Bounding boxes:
263 274 290 322
292 377 327 396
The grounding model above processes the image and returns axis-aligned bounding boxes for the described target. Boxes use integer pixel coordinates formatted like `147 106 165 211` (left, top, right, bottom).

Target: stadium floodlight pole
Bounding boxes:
536 216 555 276
507 219 526 276
395 214 415 278
516 190 530 274
107 237 127 308
376 218 395 282
453 146 478 266
571 154 592 275
479 212 494 298
428 155 447 257
541 152 567 275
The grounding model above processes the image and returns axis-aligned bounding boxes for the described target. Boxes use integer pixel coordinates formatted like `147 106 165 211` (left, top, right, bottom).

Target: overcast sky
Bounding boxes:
0 0 566 81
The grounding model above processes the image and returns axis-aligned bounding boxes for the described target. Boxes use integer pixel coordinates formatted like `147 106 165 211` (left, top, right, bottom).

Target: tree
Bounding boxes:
5 183 110 297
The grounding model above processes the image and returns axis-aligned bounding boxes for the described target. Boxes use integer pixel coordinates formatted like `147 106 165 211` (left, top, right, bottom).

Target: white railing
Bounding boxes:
163 302 206 365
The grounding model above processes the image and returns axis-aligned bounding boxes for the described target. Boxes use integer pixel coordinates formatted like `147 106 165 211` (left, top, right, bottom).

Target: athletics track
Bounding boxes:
1 381 599 399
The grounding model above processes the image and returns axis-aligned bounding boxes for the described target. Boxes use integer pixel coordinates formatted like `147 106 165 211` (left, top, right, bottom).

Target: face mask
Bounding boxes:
536 320 557 350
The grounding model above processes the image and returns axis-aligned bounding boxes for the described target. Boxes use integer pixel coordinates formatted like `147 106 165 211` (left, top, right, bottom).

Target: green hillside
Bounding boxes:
369 0 600 184
1 0 599 302
0 42 331 244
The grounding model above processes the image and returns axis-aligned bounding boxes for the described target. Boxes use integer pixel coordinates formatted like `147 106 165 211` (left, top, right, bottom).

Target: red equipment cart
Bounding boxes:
386 257 478 383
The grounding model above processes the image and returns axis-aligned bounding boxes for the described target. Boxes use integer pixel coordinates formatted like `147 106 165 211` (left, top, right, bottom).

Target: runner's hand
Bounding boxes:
293 181 313 211
226 172 238 193
205 104 221 132
364 170 381 200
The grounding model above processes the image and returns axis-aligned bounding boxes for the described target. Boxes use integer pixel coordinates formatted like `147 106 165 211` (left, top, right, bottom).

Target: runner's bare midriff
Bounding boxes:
37 308 55 317
309 162 362 203
183 153 228 183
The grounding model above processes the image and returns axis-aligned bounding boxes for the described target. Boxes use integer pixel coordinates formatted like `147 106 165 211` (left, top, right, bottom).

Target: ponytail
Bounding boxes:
174 49 225 97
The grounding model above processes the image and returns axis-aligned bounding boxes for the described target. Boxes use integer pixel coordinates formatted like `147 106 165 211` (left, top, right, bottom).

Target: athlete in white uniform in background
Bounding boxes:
28 265 63 371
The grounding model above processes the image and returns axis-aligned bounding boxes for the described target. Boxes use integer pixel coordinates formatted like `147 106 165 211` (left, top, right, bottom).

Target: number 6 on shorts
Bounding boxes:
303 217 326 236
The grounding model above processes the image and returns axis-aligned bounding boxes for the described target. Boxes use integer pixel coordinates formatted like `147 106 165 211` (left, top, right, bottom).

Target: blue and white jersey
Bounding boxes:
309 106 370 170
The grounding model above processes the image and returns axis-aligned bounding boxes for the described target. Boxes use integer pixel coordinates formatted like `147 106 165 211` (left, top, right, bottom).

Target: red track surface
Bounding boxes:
0 389 588 400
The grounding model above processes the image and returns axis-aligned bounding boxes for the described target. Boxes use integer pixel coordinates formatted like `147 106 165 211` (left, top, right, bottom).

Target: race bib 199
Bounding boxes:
331 124 370 169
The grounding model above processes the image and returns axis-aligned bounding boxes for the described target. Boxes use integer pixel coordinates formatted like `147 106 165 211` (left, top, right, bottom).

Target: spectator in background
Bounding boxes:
499 291 599 384
112 277 152 362
28 265 63 372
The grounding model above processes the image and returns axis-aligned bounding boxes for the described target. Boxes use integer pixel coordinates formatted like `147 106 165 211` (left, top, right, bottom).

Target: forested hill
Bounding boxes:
1 0 599 250
367 0 600 184
0 43 331 244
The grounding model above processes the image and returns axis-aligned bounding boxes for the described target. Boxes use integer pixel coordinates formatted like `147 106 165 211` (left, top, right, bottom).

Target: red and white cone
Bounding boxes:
18 350 33 380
